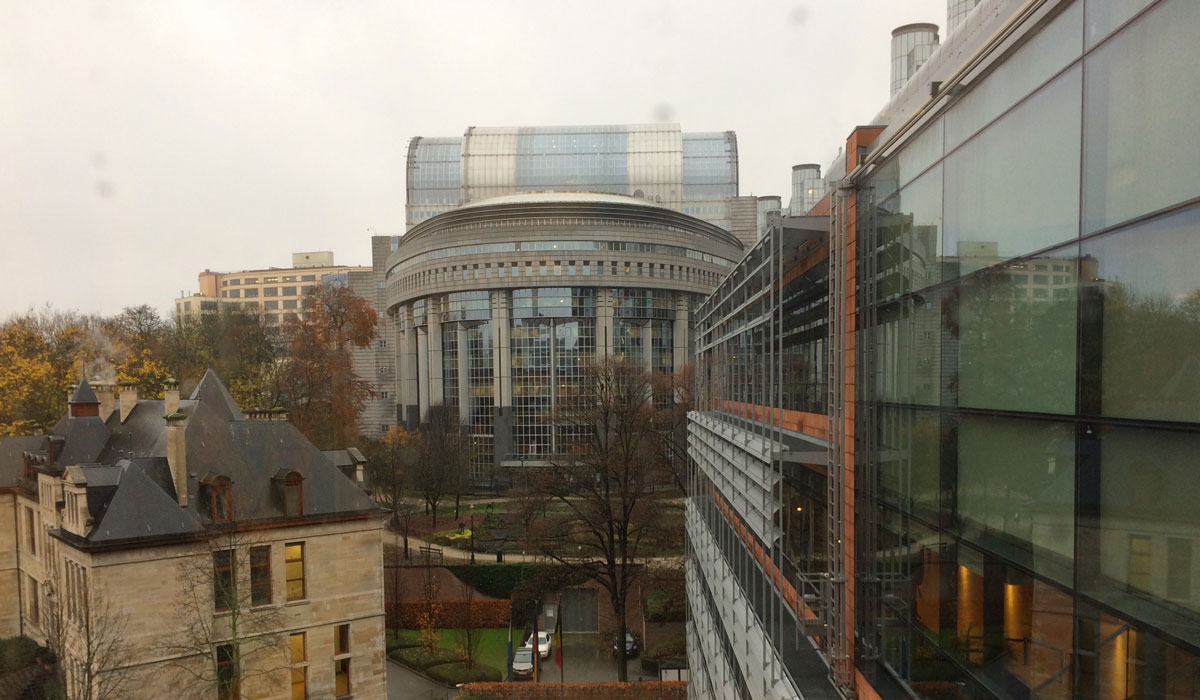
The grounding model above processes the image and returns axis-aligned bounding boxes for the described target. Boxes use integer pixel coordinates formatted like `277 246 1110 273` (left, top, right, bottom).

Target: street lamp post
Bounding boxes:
470 503 476 564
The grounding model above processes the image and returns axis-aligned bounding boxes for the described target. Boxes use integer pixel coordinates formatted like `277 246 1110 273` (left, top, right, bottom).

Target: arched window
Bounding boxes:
272 470 305 516
200 474 233 522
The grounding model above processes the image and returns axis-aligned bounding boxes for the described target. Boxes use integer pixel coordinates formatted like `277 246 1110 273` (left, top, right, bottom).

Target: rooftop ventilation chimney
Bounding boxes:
790 164 824 216
118 381 138 423
891 23 940 97
947 0 982 36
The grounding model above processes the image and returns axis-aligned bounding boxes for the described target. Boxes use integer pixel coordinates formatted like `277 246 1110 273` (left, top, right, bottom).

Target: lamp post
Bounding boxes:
470 503 476 564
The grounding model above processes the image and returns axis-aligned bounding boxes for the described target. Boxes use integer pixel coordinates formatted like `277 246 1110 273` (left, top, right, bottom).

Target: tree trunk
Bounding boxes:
614 595 628 682
454 493 461 519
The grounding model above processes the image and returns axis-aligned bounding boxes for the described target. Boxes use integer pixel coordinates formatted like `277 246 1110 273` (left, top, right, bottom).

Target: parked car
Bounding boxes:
612 631 640 657
512 649 535 679
521 631 552 659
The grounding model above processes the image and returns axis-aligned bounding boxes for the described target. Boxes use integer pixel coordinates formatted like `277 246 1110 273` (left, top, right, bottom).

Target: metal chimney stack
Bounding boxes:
790 164 824 216
891 23 940 97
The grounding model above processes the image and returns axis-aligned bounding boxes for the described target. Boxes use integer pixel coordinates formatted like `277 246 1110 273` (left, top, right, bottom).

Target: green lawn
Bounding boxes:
390 627 512 670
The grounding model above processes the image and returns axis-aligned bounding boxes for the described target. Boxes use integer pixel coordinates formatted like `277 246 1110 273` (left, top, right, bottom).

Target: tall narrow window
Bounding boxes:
334 658 351 697
274 470 305 517
289 633 307 700
201 474 233 522
213 550 234 612
27 575 39 626
250 546 271 606
285 543 305 601
284 473 303 516
1167 537 1193 600
216 644 237 700
334 623 351 696
1127 534 1152 593
25 508 36 555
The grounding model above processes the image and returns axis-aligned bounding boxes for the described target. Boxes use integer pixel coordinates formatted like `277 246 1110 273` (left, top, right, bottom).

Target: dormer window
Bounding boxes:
200 474 233 522
272 470 304 517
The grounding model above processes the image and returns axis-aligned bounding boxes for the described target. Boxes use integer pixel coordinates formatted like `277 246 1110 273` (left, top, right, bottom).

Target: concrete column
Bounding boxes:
642 320 654 371
674 292 690 371
416 327 429 418
457 323 470 423
596 287 614 358
399 306 420 428
427 299 444 406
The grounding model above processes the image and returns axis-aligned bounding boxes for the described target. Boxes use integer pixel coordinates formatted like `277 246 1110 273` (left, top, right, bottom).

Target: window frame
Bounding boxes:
213 550 235 612
289 632 307 700
285 542 306 602
250 545 272 607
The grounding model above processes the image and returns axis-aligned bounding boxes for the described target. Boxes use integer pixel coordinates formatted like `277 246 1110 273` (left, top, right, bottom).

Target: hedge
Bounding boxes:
390 646 462 671
445 564 545 599
388 600 510 629
427 661 504 685
0 637 42 674
456 682 688 700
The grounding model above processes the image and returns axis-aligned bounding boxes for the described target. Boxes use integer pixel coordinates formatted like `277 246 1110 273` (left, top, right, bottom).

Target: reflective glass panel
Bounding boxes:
945 1 1082 150
1084 206 1200 423
957 416 1075 583
1082 0 1200 233
944 66 1082 277
953 248 1078 415
1083 425 1200 650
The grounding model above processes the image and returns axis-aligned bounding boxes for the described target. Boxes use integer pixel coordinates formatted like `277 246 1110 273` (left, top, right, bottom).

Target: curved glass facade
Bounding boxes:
404 125 739 231
398 286 697 483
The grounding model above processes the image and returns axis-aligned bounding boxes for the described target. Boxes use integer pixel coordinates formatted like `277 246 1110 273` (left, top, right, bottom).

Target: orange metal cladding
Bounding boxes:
719 401 828 443
842 125 883 696
710 491 822 633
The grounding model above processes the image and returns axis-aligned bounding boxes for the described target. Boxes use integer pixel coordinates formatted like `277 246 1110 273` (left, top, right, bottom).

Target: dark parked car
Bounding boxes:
612 631 640 657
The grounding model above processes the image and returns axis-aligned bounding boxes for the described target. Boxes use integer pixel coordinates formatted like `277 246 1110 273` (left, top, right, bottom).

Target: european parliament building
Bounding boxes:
685 1 1200 700
377 125 746 480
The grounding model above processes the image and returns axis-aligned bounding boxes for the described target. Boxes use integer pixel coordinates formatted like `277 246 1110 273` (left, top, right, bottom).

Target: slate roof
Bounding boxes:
69 379 99 404
21 369 381 547
0 434 45 489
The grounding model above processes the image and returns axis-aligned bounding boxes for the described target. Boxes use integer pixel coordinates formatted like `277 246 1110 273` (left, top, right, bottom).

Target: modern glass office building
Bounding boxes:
686 0 1200 699
385 191 744 482
405 125 740 232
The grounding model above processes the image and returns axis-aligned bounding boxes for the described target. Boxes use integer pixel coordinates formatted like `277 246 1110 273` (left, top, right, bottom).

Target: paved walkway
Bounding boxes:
386 659 454 700
387 532 684 568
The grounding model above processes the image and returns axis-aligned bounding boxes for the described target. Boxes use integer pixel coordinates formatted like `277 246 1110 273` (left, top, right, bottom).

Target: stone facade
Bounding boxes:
0 373 387 699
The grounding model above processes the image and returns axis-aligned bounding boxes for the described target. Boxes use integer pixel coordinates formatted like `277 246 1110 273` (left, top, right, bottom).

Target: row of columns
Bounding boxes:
395 288 692 438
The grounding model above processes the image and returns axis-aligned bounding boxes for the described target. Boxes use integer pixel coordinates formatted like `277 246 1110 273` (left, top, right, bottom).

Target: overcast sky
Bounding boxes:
2 0 945 319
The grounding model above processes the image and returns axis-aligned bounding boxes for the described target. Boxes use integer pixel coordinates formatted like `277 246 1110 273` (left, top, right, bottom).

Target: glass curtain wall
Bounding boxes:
856 2 1200 698
510 288 597 457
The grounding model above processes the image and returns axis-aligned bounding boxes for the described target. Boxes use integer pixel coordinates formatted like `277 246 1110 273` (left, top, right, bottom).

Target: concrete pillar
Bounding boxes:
427 299 444 407
416 327 429 419
399 306 420 428
642 320 654 371
457 324 471 423
674 292 690 371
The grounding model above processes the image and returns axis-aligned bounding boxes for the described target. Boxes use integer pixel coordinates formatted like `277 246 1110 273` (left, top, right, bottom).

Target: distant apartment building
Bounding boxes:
686 1 1200 700
173 252 371 326
0 374 386 700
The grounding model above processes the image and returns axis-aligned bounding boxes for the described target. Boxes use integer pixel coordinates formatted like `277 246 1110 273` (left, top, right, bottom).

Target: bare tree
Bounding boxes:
42 562 132 700
157 530 288 700
415 404 469 527
453 580 482 672
650 363 695 496
369 426 422 558
530 357 669 681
